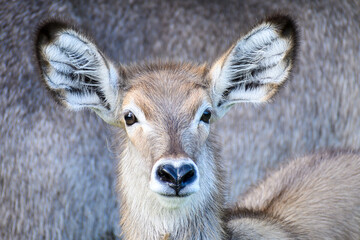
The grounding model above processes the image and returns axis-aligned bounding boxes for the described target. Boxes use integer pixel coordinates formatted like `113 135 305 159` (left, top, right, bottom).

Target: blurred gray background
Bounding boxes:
1 0 359 239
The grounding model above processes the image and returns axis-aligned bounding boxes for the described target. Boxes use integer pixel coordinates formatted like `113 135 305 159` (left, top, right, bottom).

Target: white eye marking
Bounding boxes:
122 101 146 125
122 101 153 134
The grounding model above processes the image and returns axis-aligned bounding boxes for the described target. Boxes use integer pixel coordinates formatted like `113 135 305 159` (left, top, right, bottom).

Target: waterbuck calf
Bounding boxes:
38 14 360 239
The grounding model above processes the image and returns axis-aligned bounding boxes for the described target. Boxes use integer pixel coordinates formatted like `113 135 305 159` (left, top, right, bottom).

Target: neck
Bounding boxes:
117 135 227 240
119 192 225 240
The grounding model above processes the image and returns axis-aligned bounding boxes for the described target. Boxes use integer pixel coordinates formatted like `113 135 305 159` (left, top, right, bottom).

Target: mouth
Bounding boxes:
158 192 193 198
149 183 199 200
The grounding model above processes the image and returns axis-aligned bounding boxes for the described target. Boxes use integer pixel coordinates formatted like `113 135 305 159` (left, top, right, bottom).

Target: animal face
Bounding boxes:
119 65 212 205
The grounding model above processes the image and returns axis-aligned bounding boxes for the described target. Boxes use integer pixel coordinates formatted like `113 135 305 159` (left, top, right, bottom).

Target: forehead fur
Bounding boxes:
123 61 209 87
121 61 211 120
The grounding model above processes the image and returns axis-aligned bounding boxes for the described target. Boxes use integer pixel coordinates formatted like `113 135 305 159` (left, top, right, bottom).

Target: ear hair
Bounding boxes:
209 15 299 118
35 18 121 125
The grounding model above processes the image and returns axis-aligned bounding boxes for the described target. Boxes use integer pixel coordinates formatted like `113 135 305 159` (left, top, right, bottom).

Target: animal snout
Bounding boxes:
156 163 196 194
150 158 200 197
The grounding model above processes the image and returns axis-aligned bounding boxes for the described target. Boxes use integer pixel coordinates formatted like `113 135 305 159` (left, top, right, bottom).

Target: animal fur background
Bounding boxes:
1 0 359 239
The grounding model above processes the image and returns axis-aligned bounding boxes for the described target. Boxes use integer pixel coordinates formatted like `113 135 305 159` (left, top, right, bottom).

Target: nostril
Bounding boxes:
179 164 196 186
181 169 195 184
157 165 177 184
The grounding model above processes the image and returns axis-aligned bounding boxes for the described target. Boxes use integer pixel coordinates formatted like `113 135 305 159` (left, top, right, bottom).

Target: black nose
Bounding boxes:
156 163 196 195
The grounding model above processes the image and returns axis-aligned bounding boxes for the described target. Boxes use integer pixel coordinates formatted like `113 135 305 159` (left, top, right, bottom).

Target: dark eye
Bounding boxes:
124 111 138 126
200 109 212 124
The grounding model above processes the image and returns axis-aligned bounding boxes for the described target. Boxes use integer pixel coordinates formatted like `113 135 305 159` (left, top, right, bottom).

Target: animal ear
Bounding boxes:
209 15 298 118
35 20 121 125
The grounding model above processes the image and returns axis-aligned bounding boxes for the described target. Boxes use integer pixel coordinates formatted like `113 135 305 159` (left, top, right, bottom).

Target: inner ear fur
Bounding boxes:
209 14 299 118
35 20 77 104
35 19 121 125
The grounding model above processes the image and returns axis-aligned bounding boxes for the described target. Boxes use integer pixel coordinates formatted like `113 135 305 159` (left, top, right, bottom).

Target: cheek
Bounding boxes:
197 124 210 143
125 126 155 181
126 126 151 156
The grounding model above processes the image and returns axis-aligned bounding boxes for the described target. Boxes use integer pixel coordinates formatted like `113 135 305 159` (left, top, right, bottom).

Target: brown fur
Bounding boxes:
226 150 360 239
2 1 360 239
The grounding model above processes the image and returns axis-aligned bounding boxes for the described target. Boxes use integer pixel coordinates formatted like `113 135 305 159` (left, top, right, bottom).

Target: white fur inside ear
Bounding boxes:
64 92 102 110
210 21 294 114
226 86 269 103
40 28 119 123
226 24 291 86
